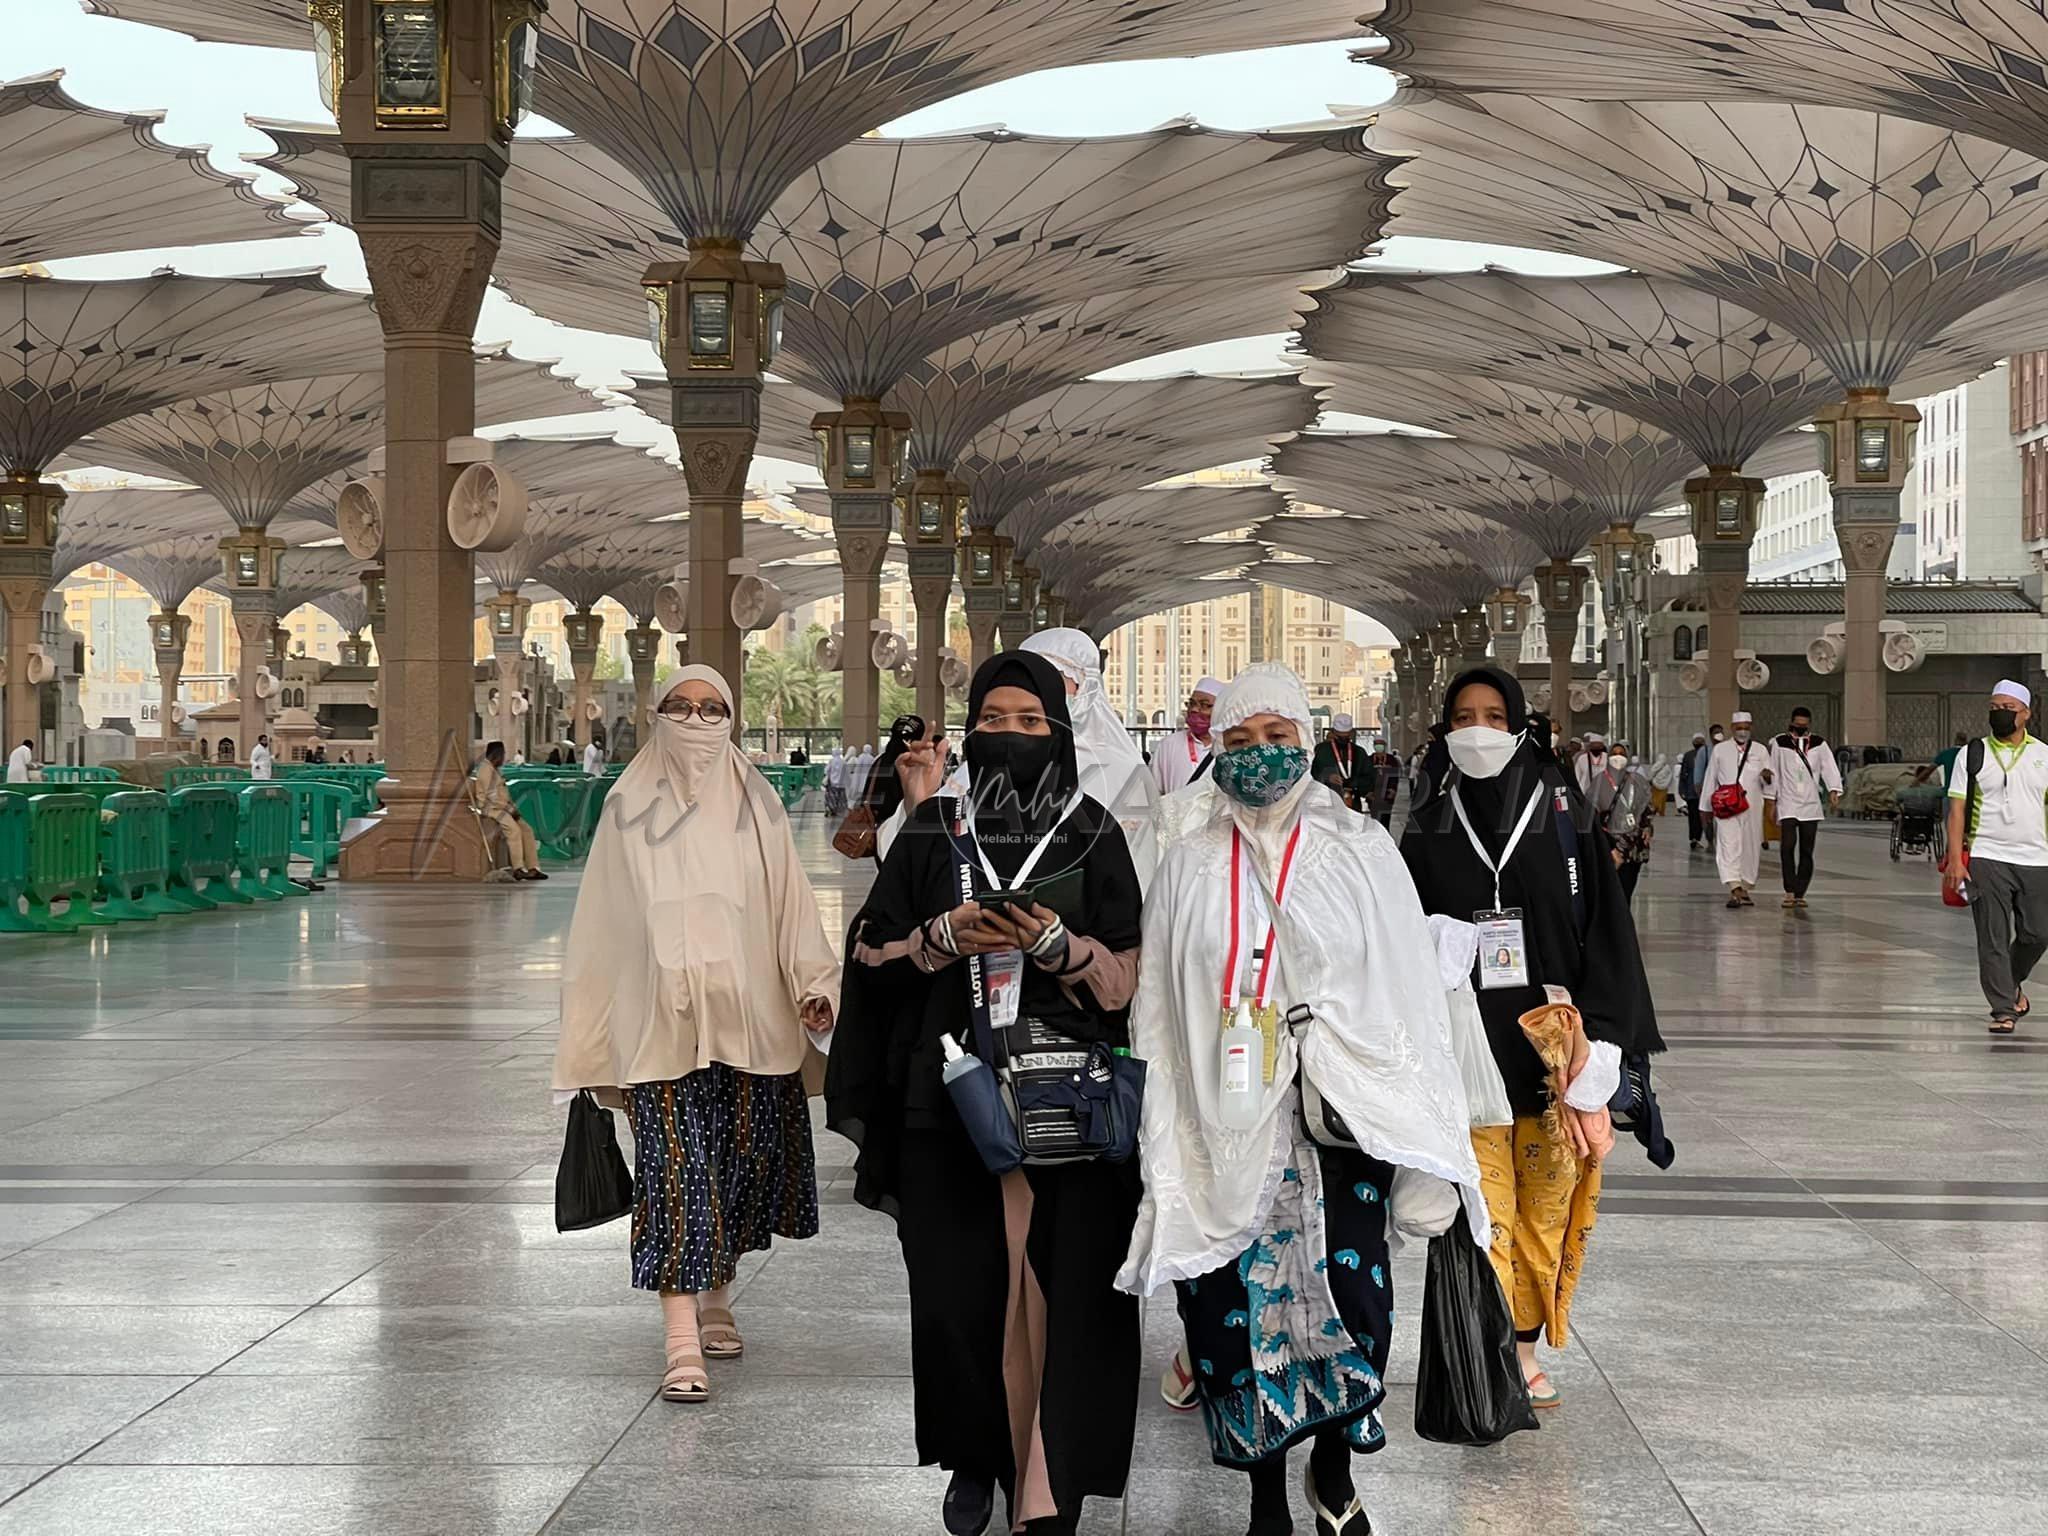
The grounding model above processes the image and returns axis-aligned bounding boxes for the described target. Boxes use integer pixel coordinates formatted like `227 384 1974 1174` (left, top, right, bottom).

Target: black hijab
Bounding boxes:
1400 664 1660 1109
960 650 1083 881
862 713 926 825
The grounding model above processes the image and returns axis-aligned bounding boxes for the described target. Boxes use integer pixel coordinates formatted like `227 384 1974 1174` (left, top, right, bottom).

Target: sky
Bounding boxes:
2 0 1614 646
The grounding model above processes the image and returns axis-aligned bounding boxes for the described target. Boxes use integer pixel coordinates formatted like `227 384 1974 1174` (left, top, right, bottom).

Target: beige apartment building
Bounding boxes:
1102 583 1348 725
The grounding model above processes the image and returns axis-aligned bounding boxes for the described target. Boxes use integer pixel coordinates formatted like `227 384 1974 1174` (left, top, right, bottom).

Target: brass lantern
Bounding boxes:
562 609 603 654
900 473 963 549
958 528 1010 591
493 0 546 136
811 402 912 492
309 0 345 114
361 567 387 626
0 476 62 549
642 248 787 376
625 626 660 666
1813 388 1920 490
371 1 450 125
1484 586 1529 637
1683 470 1764 546
1453 606 1489 653
217 530 284 591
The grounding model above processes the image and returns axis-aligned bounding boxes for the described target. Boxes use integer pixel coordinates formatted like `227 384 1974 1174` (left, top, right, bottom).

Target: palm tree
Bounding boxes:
744 643 822 728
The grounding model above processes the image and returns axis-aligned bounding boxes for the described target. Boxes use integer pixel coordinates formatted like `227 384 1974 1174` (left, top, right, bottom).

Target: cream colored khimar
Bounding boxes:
1020 626 1160 891
1118 661 1486 1297
552 664 840 1097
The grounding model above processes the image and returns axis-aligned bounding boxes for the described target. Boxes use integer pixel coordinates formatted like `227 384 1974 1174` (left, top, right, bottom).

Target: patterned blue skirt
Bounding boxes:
625 1064 819 1294
1174 1142 1396 1468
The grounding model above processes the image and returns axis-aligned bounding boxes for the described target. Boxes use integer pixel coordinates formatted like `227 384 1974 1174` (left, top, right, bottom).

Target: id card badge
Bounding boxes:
984 949 1025 1030
1474 909 1529 990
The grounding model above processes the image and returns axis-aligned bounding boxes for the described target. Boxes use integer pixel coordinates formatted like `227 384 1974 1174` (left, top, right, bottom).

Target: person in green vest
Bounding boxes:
1945 683 2048 1034
1933 730 1969 786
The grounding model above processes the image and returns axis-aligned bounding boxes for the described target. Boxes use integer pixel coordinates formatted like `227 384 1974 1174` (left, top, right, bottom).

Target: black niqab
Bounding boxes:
961 650 1082 881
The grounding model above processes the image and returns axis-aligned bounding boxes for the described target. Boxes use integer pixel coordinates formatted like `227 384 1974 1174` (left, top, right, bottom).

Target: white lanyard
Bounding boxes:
1451 783 1548 911
962 791 1084 893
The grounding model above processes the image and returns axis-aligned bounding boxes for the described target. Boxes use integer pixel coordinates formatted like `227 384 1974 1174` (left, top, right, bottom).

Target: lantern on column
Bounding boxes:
1484 586 1530 638
0 476 62 550
811 403 913 492
901 473 964 550
1684 471 1764 547
562 610 603 654
959 527 1011 592
361 567 387 629
1813 389 1920 493
644 249 786 378
1453 606 1489 654
217 530 286 591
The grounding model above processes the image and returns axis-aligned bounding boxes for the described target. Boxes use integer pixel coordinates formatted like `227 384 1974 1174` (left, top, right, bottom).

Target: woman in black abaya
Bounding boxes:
826 651 1143 1536
1400 667 1661 1410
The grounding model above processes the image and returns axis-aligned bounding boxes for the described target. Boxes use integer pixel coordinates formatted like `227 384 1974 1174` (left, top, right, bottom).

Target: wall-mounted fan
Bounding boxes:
730 574 785 632
655 580 688 634
445 461 528 552
254 666 280 699
1734 653 1770 691
813 626 843 671
336 477 385 560
871 628 909 670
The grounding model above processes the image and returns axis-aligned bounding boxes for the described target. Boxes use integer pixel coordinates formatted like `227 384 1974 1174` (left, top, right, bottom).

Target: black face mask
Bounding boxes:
1790 722 1810 738
966 727 1060 804
1992 707 2021 739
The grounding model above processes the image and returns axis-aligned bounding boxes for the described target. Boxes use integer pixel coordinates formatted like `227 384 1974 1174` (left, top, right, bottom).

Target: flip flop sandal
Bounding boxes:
2017 995 2032 1020
1303 1459 1371 1535
1990 1015 2019 1036
661 1349 710 1403
1525 1370 1562 1408
1160 1351 1200 1411
699 1306 744 1360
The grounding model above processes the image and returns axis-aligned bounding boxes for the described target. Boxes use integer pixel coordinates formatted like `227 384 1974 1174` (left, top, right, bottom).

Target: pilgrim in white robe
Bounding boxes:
1700 735 1771 889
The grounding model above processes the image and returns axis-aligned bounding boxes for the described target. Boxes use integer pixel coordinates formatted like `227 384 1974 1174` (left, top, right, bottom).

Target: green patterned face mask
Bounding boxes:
1213 743 1309 807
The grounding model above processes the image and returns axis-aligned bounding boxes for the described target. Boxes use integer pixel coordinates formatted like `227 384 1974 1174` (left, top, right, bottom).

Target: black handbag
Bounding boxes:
554 1090 633 1232
1413 1222 1541 1447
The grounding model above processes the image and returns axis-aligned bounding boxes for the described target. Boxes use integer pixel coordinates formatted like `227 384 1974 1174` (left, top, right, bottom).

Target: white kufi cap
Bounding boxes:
1995 679 2033 708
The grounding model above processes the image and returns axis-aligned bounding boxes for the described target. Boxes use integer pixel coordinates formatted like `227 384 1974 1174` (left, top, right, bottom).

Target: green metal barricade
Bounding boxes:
0 794 34 933
274 763 383 817
284 781 349 879
96 791 183 922
237 784 301 900
0 782 127 807
22 793 113 932
163 766 252 793
40 765 119 784
506 773 611 861
166 785 252 909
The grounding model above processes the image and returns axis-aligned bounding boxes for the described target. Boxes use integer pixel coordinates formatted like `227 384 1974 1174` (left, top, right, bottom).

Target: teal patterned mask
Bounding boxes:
1213 743 1309 807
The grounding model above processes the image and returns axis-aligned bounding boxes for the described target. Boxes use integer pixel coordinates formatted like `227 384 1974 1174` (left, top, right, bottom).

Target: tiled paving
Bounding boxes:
1 807 2043 1534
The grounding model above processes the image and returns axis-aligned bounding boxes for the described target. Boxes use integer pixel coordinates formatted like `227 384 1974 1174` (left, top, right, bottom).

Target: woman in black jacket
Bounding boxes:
1400 667 1661 1410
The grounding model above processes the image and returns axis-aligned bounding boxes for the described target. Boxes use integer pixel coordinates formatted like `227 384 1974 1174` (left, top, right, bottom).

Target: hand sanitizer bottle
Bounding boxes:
1217 1002 1264 1131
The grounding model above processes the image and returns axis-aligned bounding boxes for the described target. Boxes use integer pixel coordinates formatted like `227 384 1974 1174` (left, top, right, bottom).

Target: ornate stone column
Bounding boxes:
1454 606 1491 671
901 472 962 727
959 529 1010 670
0 476 64 757
1485 587 1532 678
481 587 529 755
998 562 1040 651
1817 391 1919 748
359 566 384 764
563 609 603 751
625 624 661 755
332 0 525 880
149 611 190 750
1536 560 1588 741
1685 471 1763 736
814 400 909 751
645 243 787 717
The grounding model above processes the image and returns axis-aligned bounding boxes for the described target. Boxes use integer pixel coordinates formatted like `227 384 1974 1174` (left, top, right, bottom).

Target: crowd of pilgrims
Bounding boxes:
552 631 1662 1536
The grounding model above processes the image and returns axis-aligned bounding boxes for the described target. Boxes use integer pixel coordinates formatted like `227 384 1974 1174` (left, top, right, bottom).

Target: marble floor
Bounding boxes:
0 805 2040 1535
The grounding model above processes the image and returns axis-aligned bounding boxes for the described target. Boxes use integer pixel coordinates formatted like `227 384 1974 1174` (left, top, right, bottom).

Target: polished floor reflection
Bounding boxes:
0 809 2042 1534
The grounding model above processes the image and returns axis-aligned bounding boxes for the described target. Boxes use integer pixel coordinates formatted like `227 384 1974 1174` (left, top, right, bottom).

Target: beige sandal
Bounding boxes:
661 1349 710 1403
699 1305 744 1360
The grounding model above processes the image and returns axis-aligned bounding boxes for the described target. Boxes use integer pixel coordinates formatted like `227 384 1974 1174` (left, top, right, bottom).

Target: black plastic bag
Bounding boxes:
554 1090 633 1232
1413 1221 1540 1446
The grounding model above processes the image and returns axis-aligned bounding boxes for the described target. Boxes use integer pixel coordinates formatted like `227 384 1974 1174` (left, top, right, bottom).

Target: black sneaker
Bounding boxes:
944 1473 995 1536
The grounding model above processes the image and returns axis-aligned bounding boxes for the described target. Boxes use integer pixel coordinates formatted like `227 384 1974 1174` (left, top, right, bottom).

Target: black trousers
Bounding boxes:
1779 817 1820 896
1684 797 1704 845
1618 859 1642 906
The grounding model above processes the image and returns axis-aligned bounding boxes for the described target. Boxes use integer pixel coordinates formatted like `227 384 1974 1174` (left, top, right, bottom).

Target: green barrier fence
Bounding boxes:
96 791 183 922
273 764 384 817
166 785 251 909
237 785 302 900
163 766 252 793
40 765 119 784
0 794 34 933
23 793 113 932
506 773 611 861
0 782 127 806
284 781 349 879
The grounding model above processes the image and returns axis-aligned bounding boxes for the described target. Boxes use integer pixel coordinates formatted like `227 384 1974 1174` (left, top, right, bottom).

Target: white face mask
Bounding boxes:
1733 728 1751 744
1446 725 1524 780
1608 752 1628 770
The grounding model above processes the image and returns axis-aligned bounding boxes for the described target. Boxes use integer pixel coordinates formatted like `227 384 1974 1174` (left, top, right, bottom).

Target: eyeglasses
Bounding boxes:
657 699 730 723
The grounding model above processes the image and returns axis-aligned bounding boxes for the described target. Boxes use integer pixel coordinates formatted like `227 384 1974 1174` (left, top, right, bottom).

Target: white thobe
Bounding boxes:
1701 737 1771 887
249 745 273 780
1149 727 1212 794
583 742 604 776
5 745 30 783
1764 734 1843 821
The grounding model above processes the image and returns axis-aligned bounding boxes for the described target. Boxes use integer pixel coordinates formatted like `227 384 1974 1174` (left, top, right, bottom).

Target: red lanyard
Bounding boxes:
1187 732 1200 764
1222 823 1304 1011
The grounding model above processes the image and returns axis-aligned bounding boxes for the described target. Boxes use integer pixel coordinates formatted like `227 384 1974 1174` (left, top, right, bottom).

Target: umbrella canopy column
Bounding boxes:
903 472 963 729
1818 392 1921 748
481 589 531 761
1535 562 1586 742
333 0 521 881
815 399 909 752
0 478 61 757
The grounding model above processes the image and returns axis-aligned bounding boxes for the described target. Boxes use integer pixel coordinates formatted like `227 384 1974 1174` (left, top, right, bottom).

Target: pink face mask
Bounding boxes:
1185 710 1212 738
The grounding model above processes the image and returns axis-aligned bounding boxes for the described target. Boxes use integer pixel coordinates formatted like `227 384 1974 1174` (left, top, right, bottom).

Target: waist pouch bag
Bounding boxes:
996 1016 1143 1166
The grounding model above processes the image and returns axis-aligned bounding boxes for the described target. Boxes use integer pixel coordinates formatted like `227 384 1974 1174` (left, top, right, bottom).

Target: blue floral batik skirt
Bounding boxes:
1173 1136 1397 1468
625 1064 819 1294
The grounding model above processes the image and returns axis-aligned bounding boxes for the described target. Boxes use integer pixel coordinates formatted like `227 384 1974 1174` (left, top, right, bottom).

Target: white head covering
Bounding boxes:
1193 676 1226 699
1995 679 2033 707
553 664 839 1095
1331 713 1354 733
1120 661 1488 1297
1731 710 1753 725
1022 627 1159 890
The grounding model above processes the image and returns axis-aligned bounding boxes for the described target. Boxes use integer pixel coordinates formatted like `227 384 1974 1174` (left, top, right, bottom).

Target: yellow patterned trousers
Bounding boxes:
1470 1117 1602 1348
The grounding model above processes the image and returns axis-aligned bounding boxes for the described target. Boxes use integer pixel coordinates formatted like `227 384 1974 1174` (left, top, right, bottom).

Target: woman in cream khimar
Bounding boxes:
552 665 840 1406
1020 626 1161 891
1119 662 1485 1536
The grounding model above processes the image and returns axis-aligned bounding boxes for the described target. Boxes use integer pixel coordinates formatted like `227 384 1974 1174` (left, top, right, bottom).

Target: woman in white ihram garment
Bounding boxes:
1119 663 1487 1536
